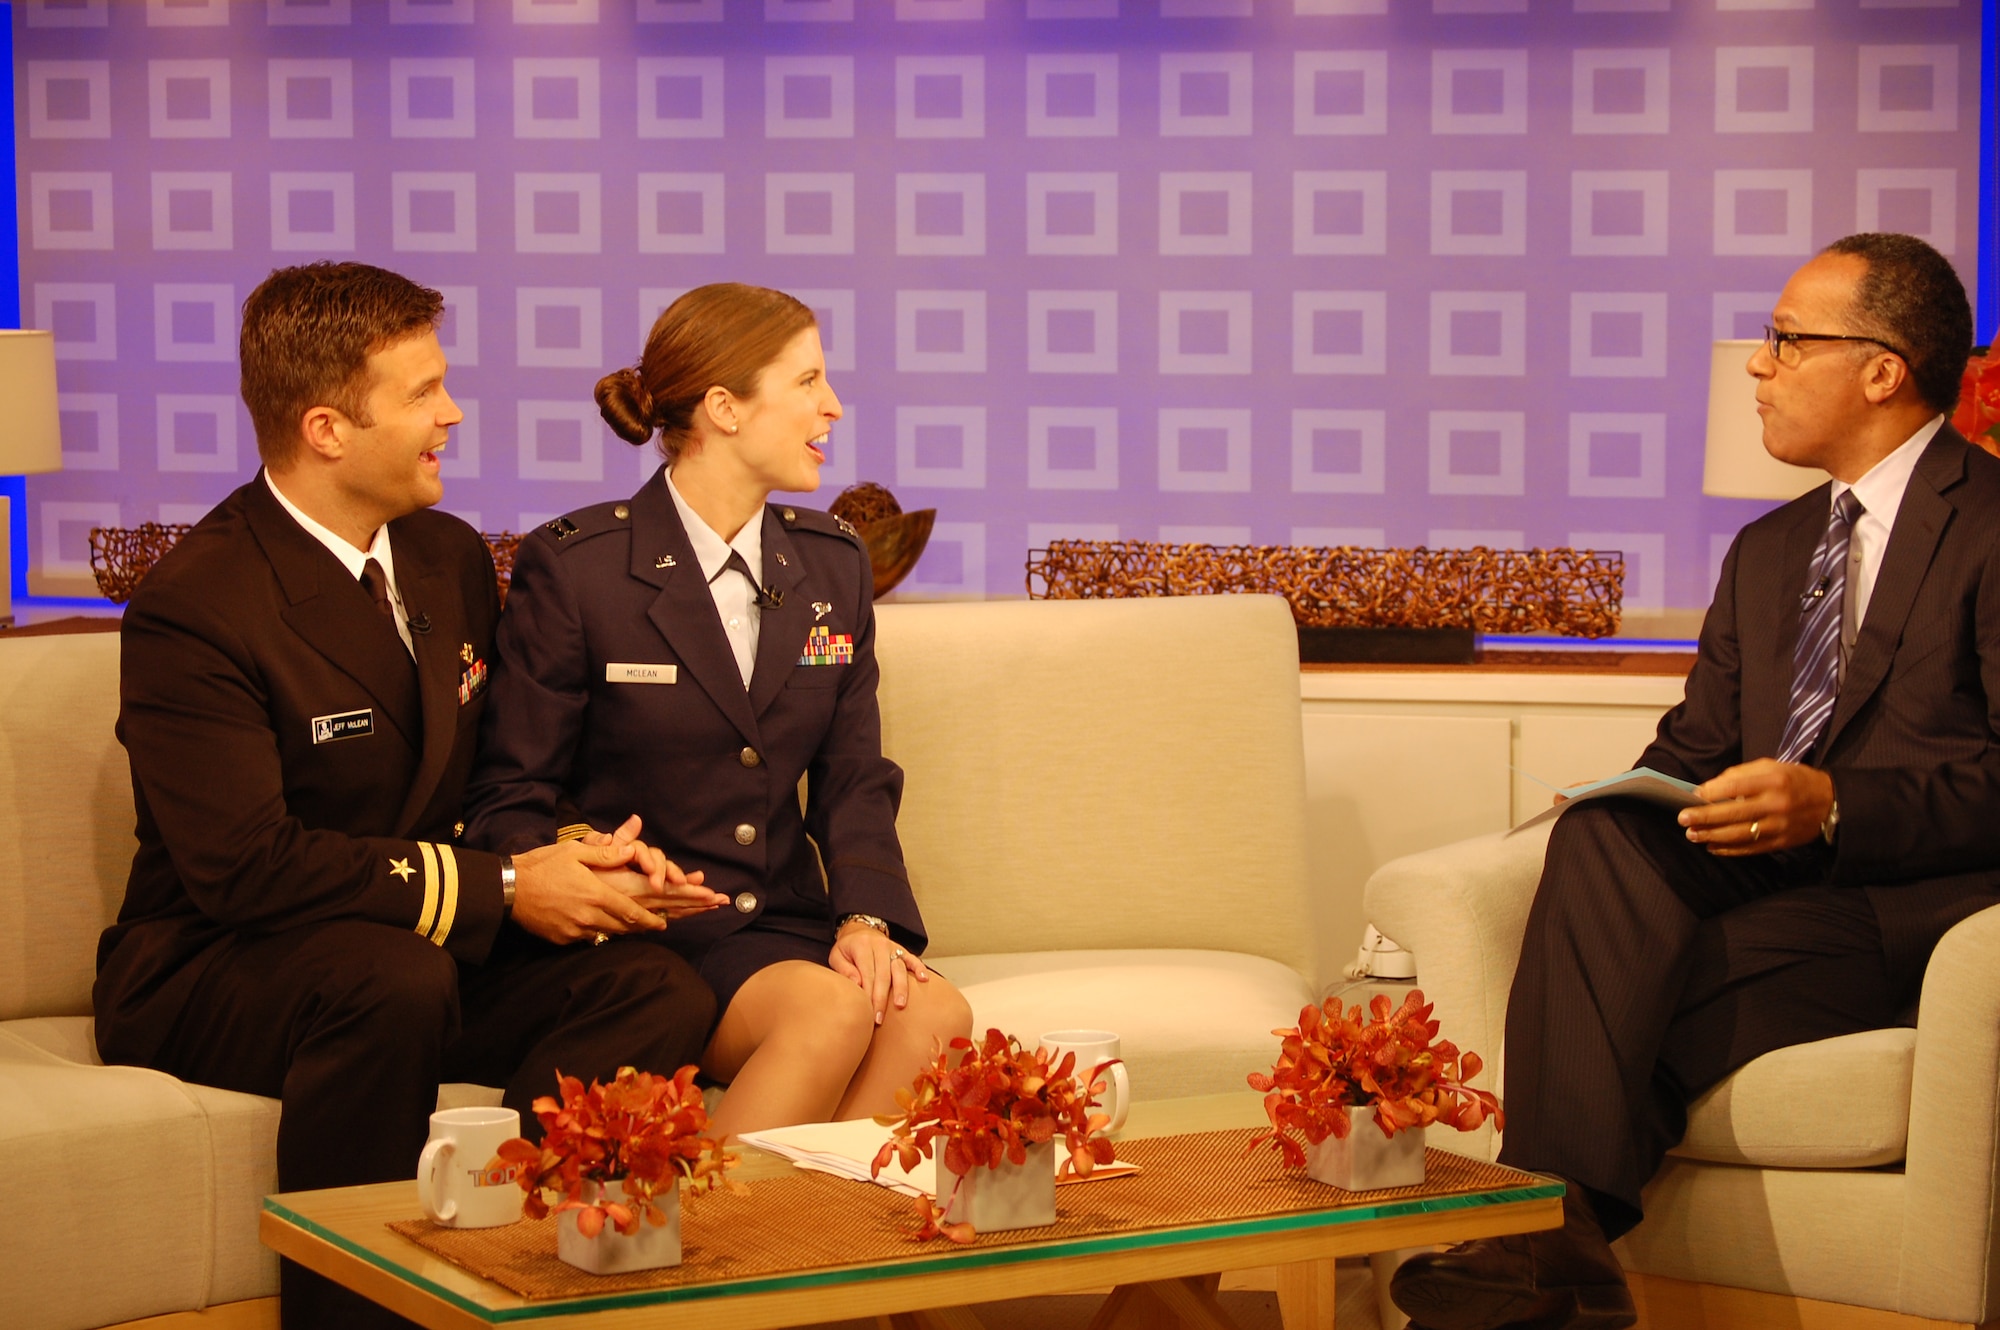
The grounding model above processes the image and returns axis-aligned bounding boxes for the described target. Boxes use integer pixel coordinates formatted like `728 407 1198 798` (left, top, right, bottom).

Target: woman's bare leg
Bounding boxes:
832 973 974 1119
704 961 875 1140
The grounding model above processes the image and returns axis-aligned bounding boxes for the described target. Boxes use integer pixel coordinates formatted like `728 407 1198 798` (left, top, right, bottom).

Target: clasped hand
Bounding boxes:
1677 758 1835 856
510 814 729 944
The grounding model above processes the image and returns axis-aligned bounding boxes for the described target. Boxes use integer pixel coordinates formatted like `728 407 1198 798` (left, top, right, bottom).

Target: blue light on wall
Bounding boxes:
1982 0 1998 341
0 1 26 606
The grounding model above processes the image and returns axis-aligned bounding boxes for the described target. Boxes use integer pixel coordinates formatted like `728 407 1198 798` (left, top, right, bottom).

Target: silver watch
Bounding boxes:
838 912 890 937
499 855 516 918
1821 798 1840 846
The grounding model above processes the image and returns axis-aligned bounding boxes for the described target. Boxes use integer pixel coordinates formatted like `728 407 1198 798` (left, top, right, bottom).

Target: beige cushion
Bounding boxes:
1672 1028 1913 1169
935 948 1317 1100
875 596 1317 985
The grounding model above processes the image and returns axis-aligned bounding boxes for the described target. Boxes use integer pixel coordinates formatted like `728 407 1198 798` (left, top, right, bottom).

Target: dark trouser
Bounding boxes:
151 920 716 1330
1495 800 1916 1240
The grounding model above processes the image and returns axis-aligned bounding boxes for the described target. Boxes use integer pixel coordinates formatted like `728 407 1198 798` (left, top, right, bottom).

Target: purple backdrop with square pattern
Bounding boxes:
13 0 1981 614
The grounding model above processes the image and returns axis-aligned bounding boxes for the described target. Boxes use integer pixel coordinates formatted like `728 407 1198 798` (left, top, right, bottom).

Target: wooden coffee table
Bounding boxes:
260 1092 1560 1330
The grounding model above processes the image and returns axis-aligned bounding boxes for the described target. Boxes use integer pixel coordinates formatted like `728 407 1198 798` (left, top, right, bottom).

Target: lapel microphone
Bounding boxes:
755 584 784 610
409 612 432 634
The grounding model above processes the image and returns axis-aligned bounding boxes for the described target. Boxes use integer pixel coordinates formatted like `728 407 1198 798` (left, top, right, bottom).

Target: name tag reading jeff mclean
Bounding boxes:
311 708 374 744
607 663 677 685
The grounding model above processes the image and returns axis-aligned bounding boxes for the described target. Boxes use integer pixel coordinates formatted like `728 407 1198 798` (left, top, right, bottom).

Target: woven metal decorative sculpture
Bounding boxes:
1026 541 1624 639
90 525 528 606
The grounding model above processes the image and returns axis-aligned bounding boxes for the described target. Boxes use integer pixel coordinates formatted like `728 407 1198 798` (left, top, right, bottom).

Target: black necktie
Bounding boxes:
360 559 397 623
712 550 782 610
1776 489 1863 765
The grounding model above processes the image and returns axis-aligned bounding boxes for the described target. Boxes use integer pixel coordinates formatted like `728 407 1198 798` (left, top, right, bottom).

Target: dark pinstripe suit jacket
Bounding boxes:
1640 425 2000 976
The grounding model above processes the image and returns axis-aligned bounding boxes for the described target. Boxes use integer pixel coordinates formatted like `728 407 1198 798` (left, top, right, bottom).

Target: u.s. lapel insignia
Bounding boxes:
655 554 677 569
459 642 475 665
775 551 790 567
546 517 580 540
812 600 832 621
389 857 415 882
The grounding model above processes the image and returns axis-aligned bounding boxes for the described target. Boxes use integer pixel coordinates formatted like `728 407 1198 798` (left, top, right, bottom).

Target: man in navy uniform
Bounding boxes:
94 263 716 1330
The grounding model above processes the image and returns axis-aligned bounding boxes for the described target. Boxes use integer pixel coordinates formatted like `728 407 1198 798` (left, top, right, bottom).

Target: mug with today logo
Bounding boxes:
1040 1029 1131 1133
417 1106 525 1228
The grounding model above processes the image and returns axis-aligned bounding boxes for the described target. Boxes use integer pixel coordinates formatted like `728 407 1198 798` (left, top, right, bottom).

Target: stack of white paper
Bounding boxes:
739 1118 1140 1197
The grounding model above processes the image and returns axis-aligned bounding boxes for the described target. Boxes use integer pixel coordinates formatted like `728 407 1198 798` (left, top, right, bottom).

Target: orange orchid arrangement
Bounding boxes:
495 1065 739 1239
871 1028 1118 1243
1951 348 2000 460
1247 990 1502 1168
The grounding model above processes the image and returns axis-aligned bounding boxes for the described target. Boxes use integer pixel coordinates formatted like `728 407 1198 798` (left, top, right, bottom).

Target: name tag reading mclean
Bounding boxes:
607 663 678 685
311 708 374 744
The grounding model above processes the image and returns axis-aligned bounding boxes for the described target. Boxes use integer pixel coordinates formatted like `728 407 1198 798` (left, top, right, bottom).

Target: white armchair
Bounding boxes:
1365 826 2000 1328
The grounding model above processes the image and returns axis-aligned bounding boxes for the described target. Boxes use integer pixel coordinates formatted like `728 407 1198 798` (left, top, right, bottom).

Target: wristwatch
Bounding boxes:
1821 798 1840 846
838 912 890 937
499 855 516 918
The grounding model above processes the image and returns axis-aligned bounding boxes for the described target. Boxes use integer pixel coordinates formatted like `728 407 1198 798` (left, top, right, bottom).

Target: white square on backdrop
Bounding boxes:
391 60 476 138
40 502 123 579
897 521 985 597
37 284 117 361
1429 292 1526 376
1716 47 1814 133
1158 408 1252 493
27 62 111 139
1428 411 1524 496
269 60 355 139
1160 53 1253 137
638 174 726 254
896 56 985 138
151 172 233 251
1294 171 1386 255
25 1 109 28
1028 523 1120 553
57 393 119 471
1291 409 1386 494
1857 169 1957 255
518 402 606 483
156 395 238 473
516 288 604 369
1717 0 1811 12
1159 525 1253 545
1027 407 1119 489
1858 46 1959 132
766 57 855 138
1713 169 1813 255
1159 173 1252 256
437 287 480 366
515 174 603 254
515 59 601 139
269 0 352 25
1570 293 1668 377
440 399 480 479
766 174 856 255
153 284 234 362
149 60 232 138
1159 291 1252 375
792 290 857 372
1571 171 1668 256
1026 54 1119 137
636 288 687 347
638 58 725 138
1431 50 1527 134
897 0 985 23
30 173 114 250
1568 413 1666 498
896 406 988 487
896 291 988 373
1430 171 1526 256
1570 531 1664 613
393 173 478 253
271 173 356 252
1293 51 1388 136
1026 173 1118 256
1572 49 1669 134
147 0 226 25
1712 292 1776 342
897 175 987 256
1292 291 1387 375
1027 291 1118 374
515 0 599 21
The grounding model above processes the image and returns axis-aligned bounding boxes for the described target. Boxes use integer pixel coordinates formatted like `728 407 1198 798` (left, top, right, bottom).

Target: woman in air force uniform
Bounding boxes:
466 284 971 1138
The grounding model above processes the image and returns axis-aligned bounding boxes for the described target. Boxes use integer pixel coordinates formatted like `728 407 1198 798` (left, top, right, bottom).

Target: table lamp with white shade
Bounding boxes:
1703 338 1830 500
0 330 65 628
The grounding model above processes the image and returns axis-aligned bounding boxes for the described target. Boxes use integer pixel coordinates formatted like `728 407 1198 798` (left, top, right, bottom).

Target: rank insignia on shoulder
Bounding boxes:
835 516 860 538
799 625 855 666
546 517 580 540
389 857 415 882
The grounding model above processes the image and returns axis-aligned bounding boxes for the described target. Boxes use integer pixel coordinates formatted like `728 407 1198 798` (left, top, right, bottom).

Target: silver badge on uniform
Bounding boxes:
312 708 374 743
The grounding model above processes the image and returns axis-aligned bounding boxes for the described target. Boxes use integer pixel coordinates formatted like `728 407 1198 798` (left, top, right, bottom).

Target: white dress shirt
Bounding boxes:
1833 413 1942 678
263 470 415 658
666 469 763 690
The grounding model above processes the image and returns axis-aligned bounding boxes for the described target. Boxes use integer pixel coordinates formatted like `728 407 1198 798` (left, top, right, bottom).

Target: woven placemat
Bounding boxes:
387 1129 1544 1303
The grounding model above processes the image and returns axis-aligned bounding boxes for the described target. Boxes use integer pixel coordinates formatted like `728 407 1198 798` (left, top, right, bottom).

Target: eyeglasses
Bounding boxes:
1762 325 1909 367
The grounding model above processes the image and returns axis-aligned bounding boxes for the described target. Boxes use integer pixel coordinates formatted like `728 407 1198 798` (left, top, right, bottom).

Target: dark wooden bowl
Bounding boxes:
858 509 936 599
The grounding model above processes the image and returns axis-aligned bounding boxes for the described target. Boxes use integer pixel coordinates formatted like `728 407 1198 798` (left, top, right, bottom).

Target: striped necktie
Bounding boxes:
1775 489 1863 765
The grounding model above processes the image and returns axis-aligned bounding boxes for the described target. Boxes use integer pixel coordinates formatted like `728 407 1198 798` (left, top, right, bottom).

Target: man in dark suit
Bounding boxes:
1394 233 2000 1330
94 263 717 1330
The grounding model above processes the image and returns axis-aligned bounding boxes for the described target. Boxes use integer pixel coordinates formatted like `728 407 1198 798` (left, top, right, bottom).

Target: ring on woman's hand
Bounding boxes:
893 947 904 958
1749 820 1761 842
592 931 609 946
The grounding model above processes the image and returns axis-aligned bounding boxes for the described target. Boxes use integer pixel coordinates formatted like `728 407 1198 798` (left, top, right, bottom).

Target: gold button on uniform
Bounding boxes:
734 892 757 913
734 823 757 845
613 504 630 520
739 746 761 768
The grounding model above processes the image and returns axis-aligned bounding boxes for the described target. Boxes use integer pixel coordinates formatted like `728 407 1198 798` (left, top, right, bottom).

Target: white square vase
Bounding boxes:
1305 1107 1425 1191
556 1179 683 1274
939 1138 1057 1233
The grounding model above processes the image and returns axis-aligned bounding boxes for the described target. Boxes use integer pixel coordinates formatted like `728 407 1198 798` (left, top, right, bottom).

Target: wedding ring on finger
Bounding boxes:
592 931 609 946
893 947 905 959
1749 820 1761 843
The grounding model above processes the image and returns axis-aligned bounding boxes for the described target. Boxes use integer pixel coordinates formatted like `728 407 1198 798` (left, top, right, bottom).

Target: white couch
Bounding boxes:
1366 824 2000 1327
1 592 1344 1330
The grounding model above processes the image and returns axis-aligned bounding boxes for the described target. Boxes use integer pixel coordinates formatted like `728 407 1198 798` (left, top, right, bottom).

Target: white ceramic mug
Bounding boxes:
417 1106 524 1228
1040 1029 1130 1133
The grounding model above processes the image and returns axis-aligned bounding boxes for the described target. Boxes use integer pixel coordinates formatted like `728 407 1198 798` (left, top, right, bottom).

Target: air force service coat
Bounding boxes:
464 468 924 969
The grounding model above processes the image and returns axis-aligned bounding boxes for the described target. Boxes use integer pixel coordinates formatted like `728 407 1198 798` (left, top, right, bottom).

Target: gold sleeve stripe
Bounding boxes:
556 822 594 843
415 842 441 940
431 844 460 948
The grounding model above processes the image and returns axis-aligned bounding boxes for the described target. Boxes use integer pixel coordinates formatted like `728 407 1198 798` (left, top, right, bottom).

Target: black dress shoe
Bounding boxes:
1389 1181 1636 1330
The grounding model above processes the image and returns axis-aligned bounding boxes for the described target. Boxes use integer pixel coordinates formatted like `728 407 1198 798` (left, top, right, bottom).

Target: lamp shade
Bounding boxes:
0 330 62 477
1702 338 1827 500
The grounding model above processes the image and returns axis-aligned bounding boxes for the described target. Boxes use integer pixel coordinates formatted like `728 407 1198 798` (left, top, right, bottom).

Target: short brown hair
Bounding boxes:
240 263 445 468
596 284 817 461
